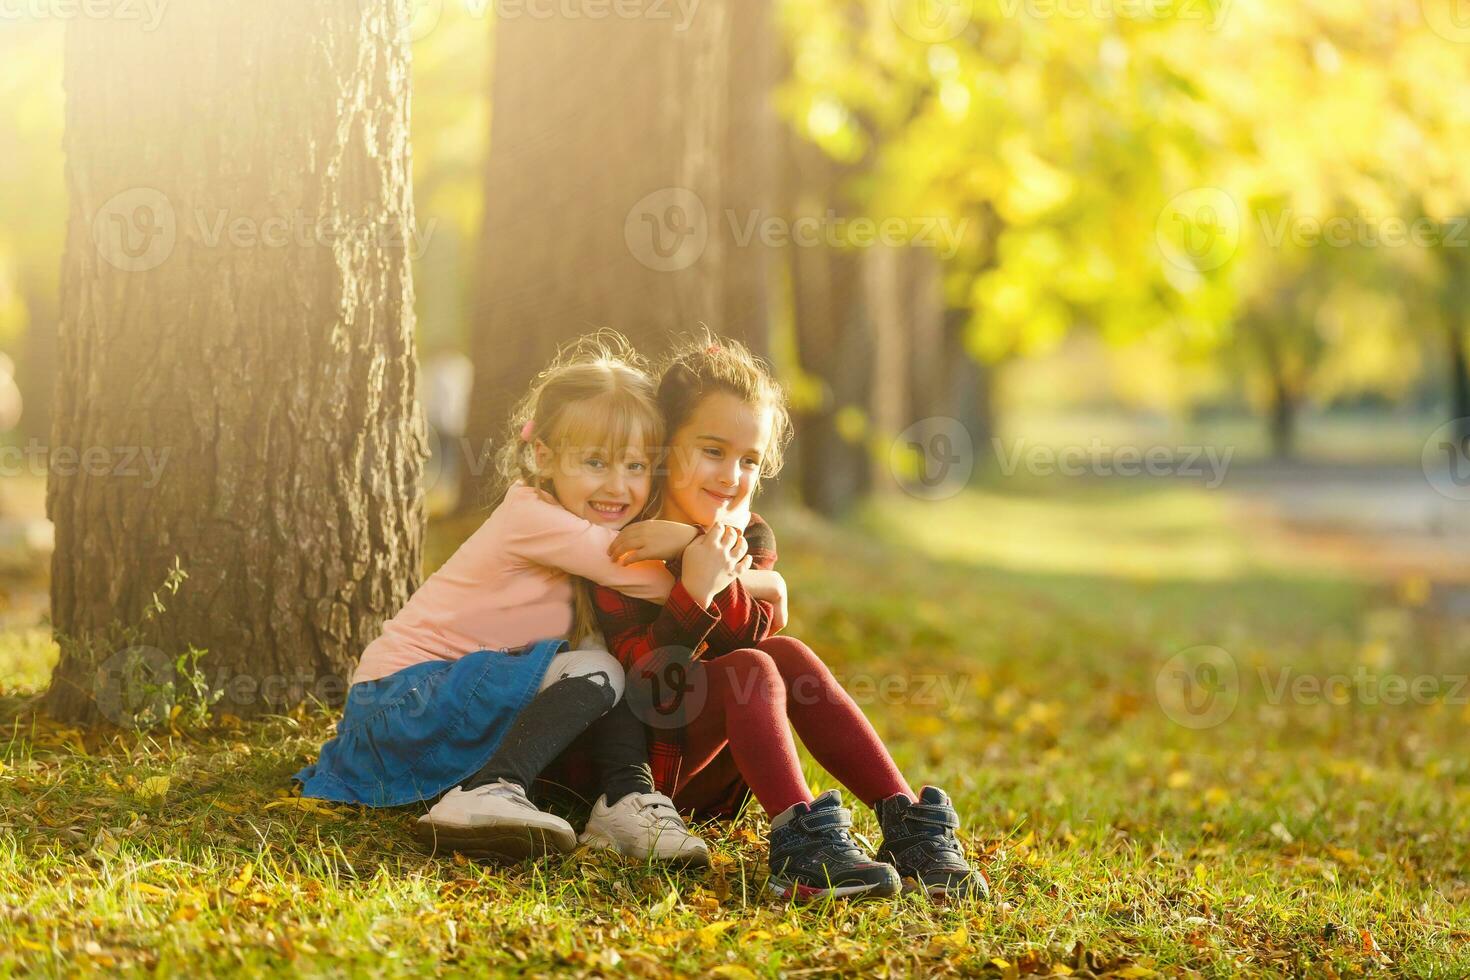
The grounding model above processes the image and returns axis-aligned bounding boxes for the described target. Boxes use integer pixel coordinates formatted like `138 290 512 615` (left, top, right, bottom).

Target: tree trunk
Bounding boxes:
906 250 945 424
785 135 870 515
865 245 910 494
44 1 424 725
1449 321 1470 444
942 307 995 461
18 273 58 446
460 2 773 509
1268 376 1297 460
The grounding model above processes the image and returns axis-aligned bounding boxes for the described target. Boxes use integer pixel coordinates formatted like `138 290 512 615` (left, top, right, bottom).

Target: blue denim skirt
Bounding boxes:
291 638 565 808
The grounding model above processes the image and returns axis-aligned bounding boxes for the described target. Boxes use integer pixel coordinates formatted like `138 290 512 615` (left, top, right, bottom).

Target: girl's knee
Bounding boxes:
545 647 626 702
758 635 825 676
718 648 785 703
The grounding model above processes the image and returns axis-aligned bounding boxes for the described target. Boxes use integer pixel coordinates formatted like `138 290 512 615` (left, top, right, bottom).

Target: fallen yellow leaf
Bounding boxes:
699 920 736 949
139 775 171 800
226 863 253 896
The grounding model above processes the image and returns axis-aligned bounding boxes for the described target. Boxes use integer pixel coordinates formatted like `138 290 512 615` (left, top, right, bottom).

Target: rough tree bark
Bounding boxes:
460 1 773 508
43 1 425 724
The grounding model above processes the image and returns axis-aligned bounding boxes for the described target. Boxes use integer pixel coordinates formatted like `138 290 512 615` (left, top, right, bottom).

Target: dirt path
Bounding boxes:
1221 462 1470 614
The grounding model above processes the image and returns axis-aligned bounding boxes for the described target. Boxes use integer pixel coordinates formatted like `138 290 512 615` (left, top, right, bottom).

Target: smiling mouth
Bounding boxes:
588 501 630 519
702 489 736 506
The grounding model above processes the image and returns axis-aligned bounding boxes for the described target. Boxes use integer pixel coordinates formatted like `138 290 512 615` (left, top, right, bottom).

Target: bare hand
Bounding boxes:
608 520 701 564
680 522 751 608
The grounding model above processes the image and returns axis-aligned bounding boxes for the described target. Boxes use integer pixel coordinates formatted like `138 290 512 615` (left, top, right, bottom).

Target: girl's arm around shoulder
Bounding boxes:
607 520 701 565
736 569 787 633
496 485 674 602
743 513 778 571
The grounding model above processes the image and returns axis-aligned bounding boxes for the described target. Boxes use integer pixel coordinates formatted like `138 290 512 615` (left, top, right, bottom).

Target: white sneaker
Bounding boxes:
578 792 711 866
415 779 577 862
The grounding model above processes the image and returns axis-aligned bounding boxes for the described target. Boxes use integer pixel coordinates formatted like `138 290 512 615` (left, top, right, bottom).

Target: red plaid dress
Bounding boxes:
541 516 778 819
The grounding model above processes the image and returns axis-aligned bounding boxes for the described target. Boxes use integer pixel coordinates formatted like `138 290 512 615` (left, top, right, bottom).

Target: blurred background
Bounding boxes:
2 0 1469 665
3 7 1470 969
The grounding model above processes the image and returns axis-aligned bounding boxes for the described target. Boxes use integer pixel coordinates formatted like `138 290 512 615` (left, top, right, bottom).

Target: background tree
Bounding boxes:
0 28 65 444
459 1 776 509
42 0 426 723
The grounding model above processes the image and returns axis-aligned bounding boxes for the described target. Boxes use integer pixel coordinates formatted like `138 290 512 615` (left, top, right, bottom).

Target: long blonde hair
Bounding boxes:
495 331 664 644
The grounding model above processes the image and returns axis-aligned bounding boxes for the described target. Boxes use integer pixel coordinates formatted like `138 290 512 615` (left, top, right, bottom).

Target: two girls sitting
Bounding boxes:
294 333 986 901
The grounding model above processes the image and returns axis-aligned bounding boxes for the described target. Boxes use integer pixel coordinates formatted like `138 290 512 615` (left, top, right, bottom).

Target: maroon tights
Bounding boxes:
675 635 914 815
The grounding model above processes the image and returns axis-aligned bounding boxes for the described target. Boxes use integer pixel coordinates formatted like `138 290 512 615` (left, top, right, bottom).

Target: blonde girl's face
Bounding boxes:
662 391 773 528
535 427 653 529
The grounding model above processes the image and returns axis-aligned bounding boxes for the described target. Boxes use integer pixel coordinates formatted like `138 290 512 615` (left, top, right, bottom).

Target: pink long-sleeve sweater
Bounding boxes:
350 484 675 685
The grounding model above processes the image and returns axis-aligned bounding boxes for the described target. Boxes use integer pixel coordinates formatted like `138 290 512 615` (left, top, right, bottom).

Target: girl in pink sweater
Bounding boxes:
294 337 749 864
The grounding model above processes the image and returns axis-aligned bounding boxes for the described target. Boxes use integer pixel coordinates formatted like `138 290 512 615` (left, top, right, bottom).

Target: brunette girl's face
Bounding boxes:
536 425 653 529
661 391 773 527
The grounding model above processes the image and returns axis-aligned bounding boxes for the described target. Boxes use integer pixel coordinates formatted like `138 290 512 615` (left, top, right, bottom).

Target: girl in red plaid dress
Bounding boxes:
594 334 990 901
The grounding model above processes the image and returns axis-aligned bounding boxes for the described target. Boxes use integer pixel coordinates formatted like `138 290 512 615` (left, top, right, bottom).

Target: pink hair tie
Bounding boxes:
706 343 722 354
519 419 535 442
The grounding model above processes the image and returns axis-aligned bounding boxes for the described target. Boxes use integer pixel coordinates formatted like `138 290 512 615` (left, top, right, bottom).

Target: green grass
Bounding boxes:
2 484 1467 976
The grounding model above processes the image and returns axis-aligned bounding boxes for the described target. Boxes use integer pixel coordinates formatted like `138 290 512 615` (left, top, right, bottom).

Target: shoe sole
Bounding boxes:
766 876 900 901
898 875 989 901
578 833 712 868
415 821 576 863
